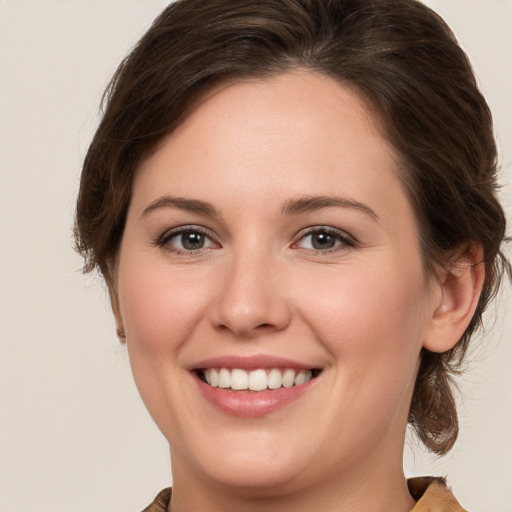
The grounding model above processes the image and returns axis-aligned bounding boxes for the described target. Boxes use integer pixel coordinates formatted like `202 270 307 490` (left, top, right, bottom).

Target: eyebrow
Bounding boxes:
141 194 378 221
141 196 220 218
281 195 378 221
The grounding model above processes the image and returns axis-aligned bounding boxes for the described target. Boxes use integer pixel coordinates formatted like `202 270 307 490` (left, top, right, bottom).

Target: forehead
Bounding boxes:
181 70 386 152
134 71 399 200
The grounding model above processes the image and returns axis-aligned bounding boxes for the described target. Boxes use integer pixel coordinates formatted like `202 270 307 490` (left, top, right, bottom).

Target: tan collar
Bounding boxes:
143 477 467 512
409 477 467 512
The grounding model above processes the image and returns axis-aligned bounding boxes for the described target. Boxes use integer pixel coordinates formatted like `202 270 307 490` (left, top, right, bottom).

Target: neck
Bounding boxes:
169 451 415 512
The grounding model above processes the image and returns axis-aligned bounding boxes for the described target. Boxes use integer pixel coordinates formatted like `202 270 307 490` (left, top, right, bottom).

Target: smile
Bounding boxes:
199 368 317 391
191 356 323 417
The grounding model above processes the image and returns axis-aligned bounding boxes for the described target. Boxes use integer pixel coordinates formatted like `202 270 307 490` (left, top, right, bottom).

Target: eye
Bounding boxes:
157 227 218 253
294 227 355 252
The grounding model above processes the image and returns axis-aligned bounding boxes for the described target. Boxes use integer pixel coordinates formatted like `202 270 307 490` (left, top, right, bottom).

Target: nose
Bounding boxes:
208 250 292 338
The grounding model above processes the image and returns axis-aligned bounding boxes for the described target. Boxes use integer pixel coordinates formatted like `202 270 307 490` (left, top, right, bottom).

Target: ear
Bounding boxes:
107 280 126 344
423 246 485 353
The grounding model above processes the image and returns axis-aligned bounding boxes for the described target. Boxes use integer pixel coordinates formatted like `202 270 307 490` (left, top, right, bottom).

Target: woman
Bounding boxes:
74 0 510 510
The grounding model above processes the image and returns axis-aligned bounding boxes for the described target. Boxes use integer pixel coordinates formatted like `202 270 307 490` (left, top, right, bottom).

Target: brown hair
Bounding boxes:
74 0 510 454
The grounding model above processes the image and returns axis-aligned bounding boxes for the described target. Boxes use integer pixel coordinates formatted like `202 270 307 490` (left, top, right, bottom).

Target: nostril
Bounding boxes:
209 290 292 336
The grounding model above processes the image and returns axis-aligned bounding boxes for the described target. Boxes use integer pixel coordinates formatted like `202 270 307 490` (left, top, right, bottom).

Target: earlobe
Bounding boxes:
108 285 126 344
423 246 485 353
116 326 127 343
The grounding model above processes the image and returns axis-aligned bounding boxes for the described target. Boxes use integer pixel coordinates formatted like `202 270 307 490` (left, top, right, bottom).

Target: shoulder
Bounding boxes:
409 477 468 512
140 487 172 512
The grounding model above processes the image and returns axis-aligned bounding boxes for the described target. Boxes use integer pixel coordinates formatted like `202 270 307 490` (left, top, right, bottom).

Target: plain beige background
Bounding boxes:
0 1 510 511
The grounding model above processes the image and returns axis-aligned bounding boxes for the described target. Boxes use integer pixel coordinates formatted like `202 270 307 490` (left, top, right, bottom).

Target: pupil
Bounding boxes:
182 232 204 250
312 232 335 250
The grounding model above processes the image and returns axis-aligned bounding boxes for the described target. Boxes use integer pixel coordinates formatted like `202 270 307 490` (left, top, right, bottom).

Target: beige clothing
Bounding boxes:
141 476 467 511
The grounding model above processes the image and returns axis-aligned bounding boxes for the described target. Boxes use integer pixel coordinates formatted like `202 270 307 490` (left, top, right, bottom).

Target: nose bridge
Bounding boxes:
210 239 290 336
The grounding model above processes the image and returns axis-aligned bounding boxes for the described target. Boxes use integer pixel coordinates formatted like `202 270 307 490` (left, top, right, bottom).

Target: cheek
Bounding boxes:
118 260 210 351
116 257 215 432
296 257 429 381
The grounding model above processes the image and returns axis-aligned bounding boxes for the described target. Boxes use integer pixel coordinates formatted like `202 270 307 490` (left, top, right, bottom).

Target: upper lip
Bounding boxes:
189 354 320 371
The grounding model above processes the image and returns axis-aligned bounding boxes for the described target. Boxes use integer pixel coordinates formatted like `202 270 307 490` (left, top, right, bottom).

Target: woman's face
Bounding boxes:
116 72 439 492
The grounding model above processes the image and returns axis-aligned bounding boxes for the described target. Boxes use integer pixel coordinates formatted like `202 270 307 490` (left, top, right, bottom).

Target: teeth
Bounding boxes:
218 368 231 388
202 368 314 391
231 369 248 390
294 371 306 386
248 369 267 391
268 368 282 389
282 368 296 388
210 368 218 387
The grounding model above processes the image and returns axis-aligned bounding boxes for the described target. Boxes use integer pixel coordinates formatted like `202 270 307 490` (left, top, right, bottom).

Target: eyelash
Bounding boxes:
154 225 357 255
292 226 357 253
155 226 219 254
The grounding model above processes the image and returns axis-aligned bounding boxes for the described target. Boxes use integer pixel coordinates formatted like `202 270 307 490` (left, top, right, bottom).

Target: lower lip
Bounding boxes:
194 374 316 418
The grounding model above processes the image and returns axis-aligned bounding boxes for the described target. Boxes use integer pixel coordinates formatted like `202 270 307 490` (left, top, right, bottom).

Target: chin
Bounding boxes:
203 460 308 497
172 426 315 494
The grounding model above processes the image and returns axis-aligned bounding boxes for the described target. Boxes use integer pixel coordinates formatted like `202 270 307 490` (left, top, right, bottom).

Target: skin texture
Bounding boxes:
113 71 484 512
